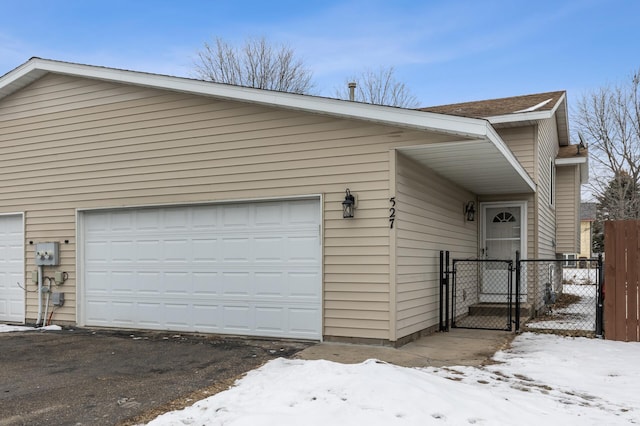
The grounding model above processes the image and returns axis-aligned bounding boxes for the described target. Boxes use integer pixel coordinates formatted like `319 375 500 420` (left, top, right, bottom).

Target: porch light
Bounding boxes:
464 201 476 222
342 189 356 218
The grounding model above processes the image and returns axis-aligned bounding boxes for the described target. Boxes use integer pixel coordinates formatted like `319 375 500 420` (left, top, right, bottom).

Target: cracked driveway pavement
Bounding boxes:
0 328 310 425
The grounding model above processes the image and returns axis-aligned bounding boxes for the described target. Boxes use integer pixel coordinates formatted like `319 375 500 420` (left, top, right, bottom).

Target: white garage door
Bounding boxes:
81 199 322 339
0 214 24 323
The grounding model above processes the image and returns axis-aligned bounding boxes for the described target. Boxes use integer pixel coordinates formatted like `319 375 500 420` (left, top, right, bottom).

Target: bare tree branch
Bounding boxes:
574 67 640 223
335 66 420 108
194 36 314 94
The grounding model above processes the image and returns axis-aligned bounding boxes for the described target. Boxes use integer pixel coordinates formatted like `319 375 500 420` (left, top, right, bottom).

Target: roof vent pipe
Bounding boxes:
348 82 356 101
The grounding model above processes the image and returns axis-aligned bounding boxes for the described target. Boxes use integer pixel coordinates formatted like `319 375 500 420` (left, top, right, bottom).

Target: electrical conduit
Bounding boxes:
36 265 43 327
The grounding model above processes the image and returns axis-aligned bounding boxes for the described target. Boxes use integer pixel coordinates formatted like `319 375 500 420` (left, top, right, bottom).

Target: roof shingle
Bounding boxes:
419 91 566 119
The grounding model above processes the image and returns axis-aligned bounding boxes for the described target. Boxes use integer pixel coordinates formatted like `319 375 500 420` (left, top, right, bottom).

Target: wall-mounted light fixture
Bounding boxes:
464 201 476 222
342 189 356 218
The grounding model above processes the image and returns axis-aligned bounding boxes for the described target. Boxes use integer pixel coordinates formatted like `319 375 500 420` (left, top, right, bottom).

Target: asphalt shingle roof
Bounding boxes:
419 91 565 119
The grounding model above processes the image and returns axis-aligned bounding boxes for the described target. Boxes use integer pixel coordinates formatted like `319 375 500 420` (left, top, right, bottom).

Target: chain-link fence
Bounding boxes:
443 253 603 335
451 259 514 331
522 259 602 336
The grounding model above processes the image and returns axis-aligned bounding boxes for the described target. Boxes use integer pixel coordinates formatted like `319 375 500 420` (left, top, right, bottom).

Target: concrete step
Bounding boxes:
468 303 533 318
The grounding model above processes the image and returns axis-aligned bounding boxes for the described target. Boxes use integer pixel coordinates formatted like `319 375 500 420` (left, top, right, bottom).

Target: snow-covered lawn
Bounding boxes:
148 333 640 425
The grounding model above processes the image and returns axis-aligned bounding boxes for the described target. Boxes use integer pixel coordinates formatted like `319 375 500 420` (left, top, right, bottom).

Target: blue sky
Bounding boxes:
1 0 638 108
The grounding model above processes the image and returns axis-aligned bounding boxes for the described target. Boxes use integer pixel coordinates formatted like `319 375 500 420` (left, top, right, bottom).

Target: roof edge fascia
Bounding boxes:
556 157 587 165
3 58 492 140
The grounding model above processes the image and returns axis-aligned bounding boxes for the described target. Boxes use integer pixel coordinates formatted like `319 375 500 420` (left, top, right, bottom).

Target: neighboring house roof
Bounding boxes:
580 202 597 221
420 91 570 146
0 58 541 195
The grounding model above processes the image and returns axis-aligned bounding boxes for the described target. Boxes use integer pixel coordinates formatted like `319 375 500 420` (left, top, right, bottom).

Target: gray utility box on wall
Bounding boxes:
35 242 60 266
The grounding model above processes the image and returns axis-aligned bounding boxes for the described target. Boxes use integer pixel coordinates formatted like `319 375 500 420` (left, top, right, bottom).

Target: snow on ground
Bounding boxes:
526 284 596 331
0 324 61 332
148 333 640 426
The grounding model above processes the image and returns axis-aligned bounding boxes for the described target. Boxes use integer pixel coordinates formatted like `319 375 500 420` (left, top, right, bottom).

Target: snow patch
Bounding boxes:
0 324 62 332
147 333 640 425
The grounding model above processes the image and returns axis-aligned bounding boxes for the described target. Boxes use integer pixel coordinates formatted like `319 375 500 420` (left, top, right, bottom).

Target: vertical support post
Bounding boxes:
506 260 513 331
445 250 450 331
515 250 521 332
596 253 604 338
439 251 444 331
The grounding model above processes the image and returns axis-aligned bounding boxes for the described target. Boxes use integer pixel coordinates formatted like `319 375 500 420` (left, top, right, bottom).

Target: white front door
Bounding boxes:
0 214 24 323
481 203 526 302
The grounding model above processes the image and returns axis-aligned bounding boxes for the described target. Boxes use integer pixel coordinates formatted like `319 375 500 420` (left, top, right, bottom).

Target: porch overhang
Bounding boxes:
397 128 536 195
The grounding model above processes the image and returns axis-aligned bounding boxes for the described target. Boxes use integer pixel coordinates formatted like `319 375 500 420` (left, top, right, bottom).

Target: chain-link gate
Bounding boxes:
440 251 604 336
449 258 515 331
519 257 603 336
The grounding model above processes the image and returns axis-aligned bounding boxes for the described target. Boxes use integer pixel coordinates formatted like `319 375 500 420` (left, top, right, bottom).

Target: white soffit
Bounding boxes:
398 138 536 195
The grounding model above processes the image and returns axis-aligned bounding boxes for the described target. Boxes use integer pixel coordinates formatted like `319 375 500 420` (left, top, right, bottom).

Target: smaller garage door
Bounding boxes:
81 199 322 339
0 214 24 323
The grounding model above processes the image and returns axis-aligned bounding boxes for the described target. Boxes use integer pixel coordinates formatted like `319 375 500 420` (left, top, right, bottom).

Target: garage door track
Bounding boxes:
0 328 310 425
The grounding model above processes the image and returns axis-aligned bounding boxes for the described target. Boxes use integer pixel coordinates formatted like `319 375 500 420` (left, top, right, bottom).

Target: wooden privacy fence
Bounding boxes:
604 220 640 342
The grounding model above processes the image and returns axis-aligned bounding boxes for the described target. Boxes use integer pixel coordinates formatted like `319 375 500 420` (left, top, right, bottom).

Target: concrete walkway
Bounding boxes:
296 329 515 368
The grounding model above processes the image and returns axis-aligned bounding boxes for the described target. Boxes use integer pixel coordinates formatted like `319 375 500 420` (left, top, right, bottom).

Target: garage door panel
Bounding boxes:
288 236 319 262
289 200 320 224
111 211 134 231
165 272 190 294
193 272 221 295
223 305 252 331
289 272 322 299
255 203 283 226
82 199 321 339
222 272 251 296
222 205 250 228
111 240 136 262
255 306 285 332
192 206 218 230
290 307 321 331
255 237 283 261
222 238 251 262
254 272 285 296
137 210 161 230
192 239 218 263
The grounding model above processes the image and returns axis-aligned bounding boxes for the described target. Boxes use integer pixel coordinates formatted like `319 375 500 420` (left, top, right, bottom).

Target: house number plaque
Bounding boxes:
389 197 396 229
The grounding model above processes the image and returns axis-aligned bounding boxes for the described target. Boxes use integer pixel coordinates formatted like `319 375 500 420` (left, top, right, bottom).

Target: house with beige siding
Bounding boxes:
0 58 587 345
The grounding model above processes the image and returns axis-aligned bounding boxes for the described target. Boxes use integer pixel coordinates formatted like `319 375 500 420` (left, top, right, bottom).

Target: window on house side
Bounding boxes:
563 253 576 267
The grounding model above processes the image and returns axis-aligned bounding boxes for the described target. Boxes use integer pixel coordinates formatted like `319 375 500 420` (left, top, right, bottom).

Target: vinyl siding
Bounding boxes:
394 153 477 339
579 221 591 258
490 126 536 258
556 166 580 253
496 126 535 178
0 73 462 340
536 118 559 257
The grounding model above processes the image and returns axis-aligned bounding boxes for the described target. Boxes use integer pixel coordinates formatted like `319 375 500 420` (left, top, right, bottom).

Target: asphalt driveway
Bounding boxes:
0 328 311 425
